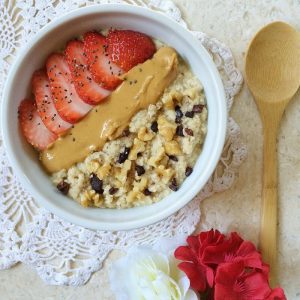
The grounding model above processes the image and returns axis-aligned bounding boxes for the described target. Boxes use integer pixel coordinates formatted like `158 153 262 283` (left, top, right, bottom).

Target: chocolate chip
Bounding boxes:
175 106 183 123
175 104 183 117
168 155 178 162
118 147 130 164
143 188 152 196
169 178 178 191
90 173 104 194
176 125 184 137
185 111 194 118
192 104 204 113
151 121 158 133
57 181 70 195
135 165 145 176
185 167 193 177
184 128 194 136
109 187 119 195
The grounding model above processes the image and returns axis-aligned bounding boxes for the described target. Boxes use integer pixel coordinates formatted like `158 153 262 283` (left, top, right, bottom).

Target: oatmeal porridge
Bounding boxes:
52 55 207 208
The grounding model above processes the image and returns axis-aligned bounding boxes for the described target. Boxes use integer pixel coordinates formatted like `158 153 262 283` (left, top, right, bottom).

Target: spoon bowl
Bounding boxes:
245 21 300 286
246 22 300 103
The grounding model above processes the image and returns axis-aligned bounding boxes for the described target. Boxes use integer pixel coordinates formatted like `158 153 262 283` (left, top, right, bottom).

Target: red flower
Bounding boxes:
214 260 286 300
175 230 286 299
266 287 287 300
174 229 224 292
202 232 263 269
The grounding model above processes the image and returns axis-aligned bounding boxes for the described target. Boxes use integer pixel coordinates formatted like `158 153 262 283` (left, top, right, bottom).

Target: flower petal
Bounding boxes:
215 283 240 300
215 261 246 300
235 241 263 269
109 252 138 300
178 262 207 292
169 255 189 296
200 229 224 247
206 266 215 288
242 271 272 298
176 273 191 298
262 263 270 277
185 289 200 300
152 272 181 300
187 235 200 252
215 260 244 286
266 287 287 300
174 246 194 262
215 260 280 300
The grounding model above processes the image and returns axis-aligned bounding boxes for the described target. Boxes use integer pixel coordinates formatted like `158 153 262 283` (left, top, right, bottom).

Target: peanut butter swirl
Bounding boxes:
41 47 178 173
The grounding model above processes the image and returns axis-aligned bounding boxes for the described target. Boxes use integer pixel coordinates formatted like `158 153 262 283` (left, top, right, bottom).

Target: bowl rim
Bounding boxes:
1 4 227 230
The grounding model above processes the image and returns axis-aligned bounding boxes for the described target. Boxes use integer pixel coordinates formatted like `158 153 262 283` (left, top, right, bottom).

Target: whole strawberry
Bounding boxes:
107 29 156 72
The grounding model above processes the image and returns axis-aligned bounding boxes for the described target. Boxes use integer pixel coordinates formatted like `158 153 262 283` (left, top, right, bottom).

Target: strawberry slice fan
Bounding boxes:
19 29 157 150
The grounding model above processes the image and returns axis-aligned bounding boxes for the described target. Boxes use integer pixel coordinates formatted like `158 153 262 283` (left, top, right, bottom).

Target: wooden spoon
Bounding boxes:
245 21 300 286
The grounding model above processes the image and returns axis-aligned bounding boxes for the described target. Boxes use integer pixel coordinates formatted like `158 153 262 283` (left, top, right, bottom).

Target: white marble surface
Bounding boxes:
1 0 300 299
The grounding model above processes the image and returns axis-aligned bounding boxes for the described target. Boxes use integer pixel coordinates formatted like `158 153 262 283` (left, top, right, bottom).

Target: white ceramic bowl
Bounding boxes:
1 4 226 230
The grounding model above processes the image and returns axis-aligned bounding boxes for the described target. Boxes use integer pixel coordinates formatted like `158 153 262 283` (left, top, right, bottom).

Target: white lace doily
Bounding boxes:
0 0 246 286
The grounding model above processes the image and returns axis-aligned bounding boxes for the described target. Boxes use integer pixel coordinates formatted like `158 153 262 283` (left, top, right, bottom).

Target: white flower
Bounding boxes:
109 246 198 300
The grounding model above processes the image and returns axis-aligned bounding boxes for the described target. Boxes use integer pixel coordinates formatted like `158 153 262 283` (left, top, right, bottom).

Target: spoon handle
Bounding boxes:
260 127 278 286
259 102 286 287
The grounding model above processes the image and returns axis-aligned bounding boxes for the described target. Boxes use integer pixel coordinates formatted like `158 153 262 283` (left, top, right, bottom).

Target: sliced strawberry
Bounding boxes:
107 29 156 72
32 70 72 135
83 32 123 90
65 40 111 104
18 99 57 150
46 53 92 124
